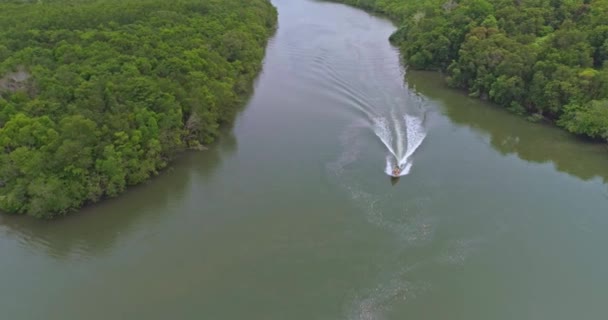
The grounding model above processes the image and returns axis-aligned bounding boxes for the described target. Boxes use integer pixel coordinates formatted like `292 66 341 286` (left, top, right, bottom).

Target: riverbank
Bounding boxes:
332 0 608 145
0 0 277 218
2 1 608 318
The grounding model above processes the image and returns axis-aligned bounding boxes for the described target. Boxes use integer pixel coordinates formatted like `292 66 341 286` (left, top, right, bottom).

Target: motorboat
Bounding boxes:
391 166 401 177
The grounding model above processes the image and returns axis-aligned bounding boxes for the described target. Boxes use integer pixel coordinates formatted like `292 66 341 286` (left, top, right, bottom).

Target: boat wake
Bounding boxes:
374 112 427 177
292 23 428 177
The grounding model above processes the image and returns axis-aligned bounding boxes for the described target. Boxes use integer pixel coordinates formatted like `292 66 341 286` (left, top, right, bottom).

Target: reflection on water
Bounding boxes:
1 1 608 319
407 71 608 183
0 141 231 260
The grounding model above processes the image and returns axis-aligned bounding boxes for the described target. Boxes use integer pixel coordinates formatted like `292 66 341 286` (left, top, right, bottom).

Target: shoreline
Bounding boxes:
0 0 279 218
329 0 608 148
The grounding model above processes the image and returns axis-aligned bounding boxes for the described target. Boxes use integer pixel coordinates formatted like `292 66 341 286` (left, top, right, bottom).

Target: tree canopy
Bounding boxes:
338 0 608 143
0 0 277 218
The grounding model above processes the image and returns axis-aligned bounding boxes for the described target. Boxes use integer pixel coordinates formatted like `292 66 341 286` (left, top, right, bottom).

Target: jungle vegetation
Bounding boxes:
0 0 277 217
337 0 608 143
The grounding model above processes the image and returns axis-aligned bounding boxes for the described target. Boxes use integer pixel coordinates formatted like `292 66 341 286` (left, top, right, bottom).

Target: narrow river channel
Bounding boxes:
2 0 608 319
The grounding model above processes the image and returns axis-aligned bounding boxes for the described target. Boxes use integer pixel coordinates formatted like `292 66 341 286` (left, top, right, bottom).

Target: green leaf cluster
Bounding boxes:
0 0 277 217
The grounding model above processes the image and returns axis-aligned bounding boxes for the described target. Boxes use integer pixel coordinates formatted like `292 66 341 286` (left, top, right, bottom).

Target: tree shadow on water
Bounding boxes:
0 142 231 260
406 70 608 184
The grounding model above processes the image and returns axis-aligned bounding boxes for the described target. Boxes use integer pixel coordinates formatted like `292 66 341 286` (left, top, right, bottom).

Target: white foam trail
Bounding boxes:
401 161 413 175
373 117 397 158
392 108 404 160
402 114 427 163
379 113 427 176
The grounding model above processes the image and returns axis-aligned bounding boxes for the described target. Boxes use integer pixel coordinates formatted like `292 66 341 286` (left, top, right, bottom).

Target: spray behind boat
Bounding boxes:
374 107 428 179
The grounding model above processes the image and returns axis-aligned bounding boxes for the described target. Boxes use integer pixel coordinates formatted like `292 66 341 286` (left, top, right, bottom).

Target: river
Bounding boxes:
2 0 608 319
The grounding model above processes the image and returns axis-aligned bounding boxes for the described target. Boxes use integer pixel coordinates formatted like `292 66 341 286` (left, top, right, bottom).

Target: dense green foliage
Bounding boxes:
337 0 608 140
0 0 276 217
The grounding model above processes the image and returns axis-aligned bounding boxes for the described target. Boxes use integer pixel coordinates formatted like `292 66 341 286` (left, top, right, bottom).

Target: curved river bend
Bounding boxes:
2 0 608 319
